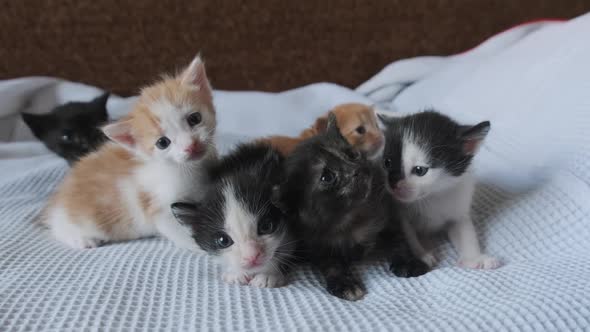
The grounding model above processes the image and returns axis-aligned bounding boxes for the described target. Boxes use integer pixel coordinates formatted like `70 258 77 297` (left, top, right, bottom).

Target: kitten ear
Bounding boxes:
102 119 135 148
271 185 289 213
22 112 54 138
179 54 212 96
458 121 491 155
311 114 329 133
91 92 110 119
325 112 340 136
91 92 110 109
325 112 349 144
171 202 200 225
377 113 396 127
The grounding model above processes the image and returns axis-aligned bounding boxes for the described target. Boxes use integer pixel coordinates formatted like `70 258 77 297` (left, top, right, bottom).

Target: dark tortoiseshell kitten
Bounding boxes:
273 112 428 301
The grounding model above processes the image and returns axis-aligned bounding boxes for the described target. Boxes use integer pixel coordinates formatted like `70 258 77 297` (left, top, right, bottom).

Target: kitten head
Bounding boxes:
22 92 109 163
171 144 290 275
275 112 377 231
313 103 384 159
102 55 216 164
380 111 490 202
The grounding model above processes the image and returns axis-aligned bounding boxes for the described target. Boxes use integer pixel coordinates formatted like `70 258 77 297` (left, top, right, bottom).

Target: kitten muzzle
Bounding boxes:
185 141 206 160
390 182 414 202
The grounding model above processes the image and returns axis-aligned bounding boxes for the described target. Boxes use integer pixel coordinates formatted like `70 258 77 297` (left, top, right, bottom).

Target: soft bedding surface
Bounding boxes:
2 17 590 331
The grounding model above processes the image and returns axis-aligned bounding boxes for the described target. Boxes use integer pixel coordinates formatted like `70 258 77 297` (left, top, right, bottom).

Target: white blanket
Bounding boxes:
1 16 590 331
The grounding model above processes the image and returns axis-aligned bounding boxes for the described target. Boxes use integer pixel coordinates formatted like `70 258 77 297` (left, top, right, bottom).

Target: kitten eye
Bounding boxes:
346 149 361 161
214 233 234 249
61 130 73 142
320 169 336 185
412 166 429 176
187 112 202 127
258 218 277 235
155 137 171 150
383 158 394 170
356 126 366 134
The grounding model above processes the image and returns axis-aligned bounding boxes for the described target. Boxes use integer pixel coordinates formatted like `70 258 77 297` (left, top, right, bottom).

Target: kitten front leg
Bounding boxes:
389 230 430 278
249 271 286 288
155 215 202 252
222 271 250 285
448 216 501 269
402 218 436 267
320 260 366 301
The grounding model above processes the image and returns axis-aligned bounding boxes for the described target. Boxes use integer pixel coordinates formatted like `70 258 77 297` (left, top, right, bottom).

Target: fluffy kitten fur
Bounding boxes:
171 143 295 288
274 113 428 301
43 55 217 250
261 103 384 158
380 111 501 269
22 93 109 164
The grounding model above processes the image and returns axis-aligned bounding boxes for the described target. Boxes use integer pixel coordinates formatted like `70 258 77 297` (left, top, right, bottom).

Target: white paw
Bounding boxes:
58 235 103 249
249 273 286 288
222 272 250 285
459 255 501 270
421 252 437 268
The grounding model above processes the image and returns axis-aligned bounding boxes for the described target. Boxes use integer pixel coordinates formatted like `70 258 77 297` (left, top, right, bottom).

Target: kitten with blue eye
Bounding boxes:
273 112 428 301
21 93 110 164
379 111 501 269
171 143 295 288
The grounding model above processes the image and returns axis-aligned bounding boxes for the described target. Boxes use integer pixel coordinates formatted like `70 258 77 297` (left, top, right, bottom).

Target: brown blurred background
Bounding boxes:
1 0 589 95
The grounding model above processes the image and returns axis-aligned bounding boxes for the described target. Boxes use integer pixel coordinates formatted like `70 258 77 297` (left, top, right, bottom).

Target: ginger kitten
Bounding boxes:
262 103 384 158
43 55 217 250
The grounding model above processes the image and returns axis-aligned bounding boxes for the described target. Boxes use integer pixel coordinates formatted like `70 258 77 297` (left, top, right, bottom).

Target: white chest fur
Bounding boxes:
135 159 208 206
405 172 475 232
130 158 210 251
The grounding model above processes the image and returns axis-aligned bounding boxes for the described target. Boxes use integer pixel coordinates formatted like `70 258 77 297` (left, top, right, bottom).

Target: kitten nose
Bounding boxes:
244 251 263 267
184 141 203 156
243 244 264 267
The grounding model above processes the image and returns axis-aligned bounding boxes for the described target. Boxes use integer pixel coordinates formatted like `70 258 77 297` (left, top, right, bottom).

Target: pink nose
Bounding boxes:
184 142 203 155
243 251 263 267
394 181 409 191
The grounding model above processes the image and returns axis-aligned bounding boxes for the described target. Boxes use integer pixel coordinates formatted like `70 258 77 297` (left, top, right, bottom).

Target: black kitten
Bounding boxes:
22 93 110 164
171 143 296 288
274 113 428 301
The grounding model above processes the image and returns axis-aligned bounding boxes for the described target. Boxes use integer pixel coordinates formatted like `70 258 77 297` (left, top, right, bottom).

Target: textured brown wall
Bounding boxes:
1 1 589 95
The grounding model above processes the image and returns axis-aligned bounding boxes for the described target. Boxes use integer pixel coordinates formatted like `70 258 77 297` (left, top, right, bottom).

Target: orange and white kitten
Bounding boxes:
262 103 384 158
43 55 217 250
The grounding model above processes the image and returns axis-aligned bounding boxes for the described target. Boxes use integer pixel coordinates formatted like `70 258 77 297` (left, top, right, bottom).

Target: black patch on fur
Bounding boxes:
21 93 110 164
275 113 423 300
171 143 289 255
381 110 490 180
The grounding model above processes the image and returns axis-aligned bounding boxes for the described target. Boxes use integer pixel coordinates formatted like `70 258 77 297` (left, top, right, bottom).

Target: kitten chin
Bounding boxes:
21 92 110 164
172 143 295 288
380 110 501 270
275 112 428 301
42 54 218 251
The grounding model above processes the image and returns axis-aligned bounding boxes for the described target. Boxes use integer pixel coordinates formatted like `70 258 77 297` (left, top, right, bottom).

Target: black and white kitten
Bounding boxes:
379 111 501 269
21 93 110 164
171 143 295 288
274 113 428 301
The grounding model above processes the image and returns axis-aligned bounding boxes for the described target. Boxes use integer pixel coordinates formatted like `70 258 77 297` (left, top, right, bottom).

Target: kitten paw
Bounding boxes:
61 236 103 249
222 272 250 285
421 253 437 268
459 255 501 270
390 258 430 278
326 277 366 301
249 273 286 288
